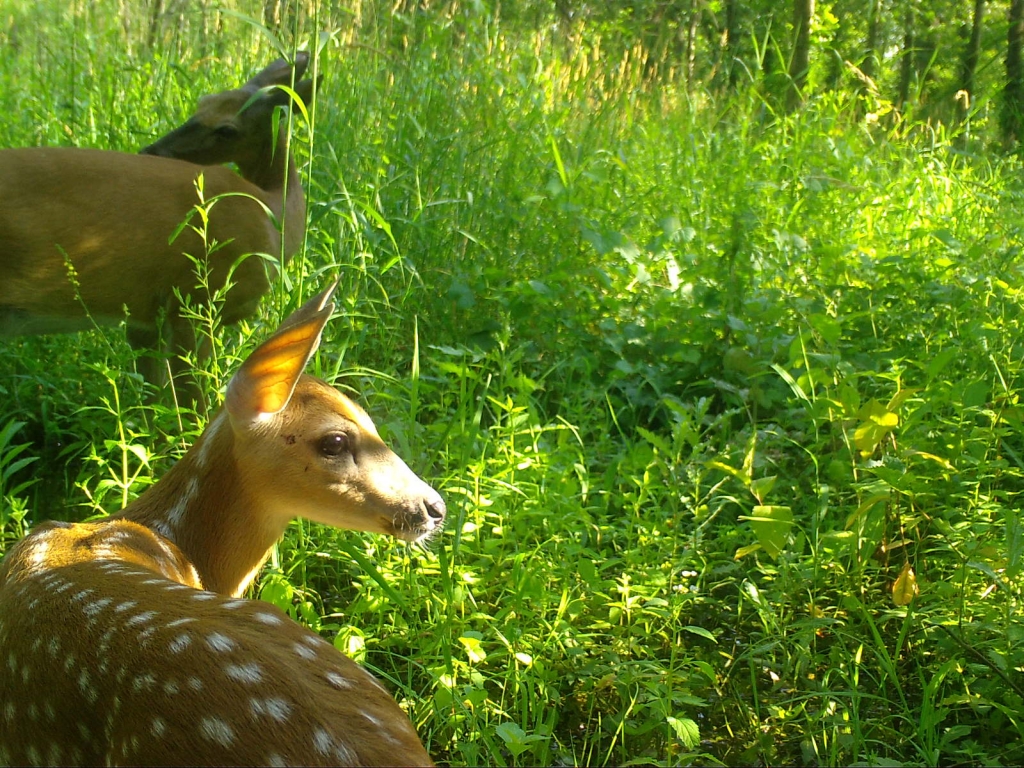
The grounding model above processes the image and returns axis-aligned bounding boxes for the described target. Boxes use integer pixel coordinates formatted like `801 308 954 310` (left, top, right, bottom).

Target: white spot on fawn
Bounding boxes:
45 743 63 765
199 716 235 747
168 634 192 653
325 671 353 690
155 537 180 563
133 672 156 692
164 476 200 529
28 539 50 566
293 642 316 661
312 727 335 755
250 697 292 722
125 611 158 627
151 716 167 737
334 743 359 762
137 626 158 643
206 632 236 653
195 415 224 468
253 611 282 626
83 597 113 617
225 662 264 684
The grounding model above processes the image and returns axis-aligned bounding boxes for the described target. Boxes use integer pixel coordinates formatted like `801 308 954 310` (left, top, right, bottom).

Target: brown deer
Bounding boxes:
0 53 314 409
0 282 445 765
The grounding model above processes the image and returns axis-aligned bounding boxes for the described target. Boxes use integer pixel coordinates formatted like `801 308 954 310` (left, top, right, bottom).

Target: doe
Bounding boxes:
0 53 315 408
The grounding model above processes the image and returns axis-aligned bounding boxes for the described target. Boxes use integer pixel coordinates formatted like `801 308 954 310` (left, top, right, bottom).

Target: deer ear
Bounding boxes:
245 52 310 90
225 282 338 423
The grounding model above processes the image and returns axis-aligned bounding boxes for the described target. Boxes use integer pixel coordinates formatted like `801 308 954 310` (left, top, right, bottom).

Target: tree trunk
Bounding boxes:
724 0 741 89
958 0 985 123
862 0 881 83
146 0 163 50
684 1 699 89
1004 0 1024 144
787 0 814 110
898 6 915 107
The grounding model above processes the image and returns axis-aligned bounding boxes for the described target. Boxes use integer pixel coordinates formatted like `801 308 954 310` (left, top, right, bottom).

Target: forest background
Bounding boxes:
1 0 1023 765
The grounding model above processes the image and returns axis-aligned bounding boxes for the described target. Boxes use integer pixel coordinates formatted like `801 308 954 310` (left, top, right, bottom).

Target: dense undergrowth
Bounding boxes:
1 2 1023 765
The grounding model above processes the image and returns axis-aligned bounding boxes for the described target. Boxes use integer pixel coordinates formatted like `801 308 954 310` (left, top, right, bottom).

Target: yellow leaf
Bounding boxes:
892 563 919 607
856 398 887 422
853 398 898 455
708 460 750 485
872 411 899 427
904 449 955 471
734 543 763 559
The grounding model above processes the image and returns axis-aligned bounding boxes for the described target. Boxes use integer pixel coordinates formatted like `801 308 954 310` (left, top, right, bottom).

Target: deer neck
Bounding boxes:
238 127 306 262
117 412 288 597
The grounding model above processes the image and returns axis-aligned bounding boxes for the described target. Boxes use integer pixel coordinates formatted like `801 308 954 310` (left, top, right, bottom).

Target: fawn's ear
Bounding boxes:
225 282 337 423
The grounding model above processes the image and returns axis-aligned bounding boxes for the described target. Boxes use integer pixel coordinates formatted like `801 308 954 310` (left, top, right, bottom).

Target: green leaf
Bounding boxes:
750 475 776 502
494 722 547 757
667 716 700 748
682 625 718 643
925 347 958 380
743 505 794 559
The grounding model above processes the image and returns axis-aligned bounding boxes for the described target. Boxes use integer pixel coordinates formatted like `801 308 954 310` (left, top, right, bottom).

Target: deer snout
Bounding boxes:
424 489 447 527
396 485 445 543
139 137 172 156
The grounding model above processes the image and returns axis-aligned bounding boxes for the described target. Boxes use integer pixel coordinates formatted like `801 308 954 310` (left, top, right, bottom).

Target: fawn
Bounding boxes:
0 283 445 765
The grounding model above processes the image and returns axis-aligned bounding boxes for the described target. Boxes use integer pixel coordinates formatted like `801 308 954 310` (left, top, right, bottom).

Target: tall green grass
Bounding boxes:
2 1 1023 765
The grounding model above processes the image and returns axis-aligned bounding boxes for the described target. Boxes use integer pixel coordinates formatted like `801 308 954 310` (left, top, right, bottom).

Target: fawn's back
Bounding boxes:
0 524 427 766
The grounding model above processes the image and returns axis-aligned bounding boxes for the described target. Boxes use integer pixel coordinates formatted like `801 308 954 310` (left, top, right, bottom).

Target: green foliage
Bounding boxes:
0 420 38 552
2 1 1024 766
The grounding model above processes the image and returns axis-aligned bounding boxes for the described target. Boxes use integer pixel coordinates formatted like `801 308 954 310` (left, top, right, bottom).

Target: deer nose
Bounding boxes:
424 492 446 524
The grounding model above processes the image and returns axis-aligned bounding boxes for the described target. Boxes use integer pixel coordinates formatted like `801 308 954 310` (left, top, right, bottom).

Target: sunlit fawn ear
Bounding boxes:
226 281 339 422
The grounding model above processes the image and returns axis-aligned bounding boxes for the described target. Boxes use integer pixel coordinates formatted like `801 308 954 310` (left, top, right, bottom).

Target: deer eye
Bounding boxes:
214 124 240 139
317 433 350 458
